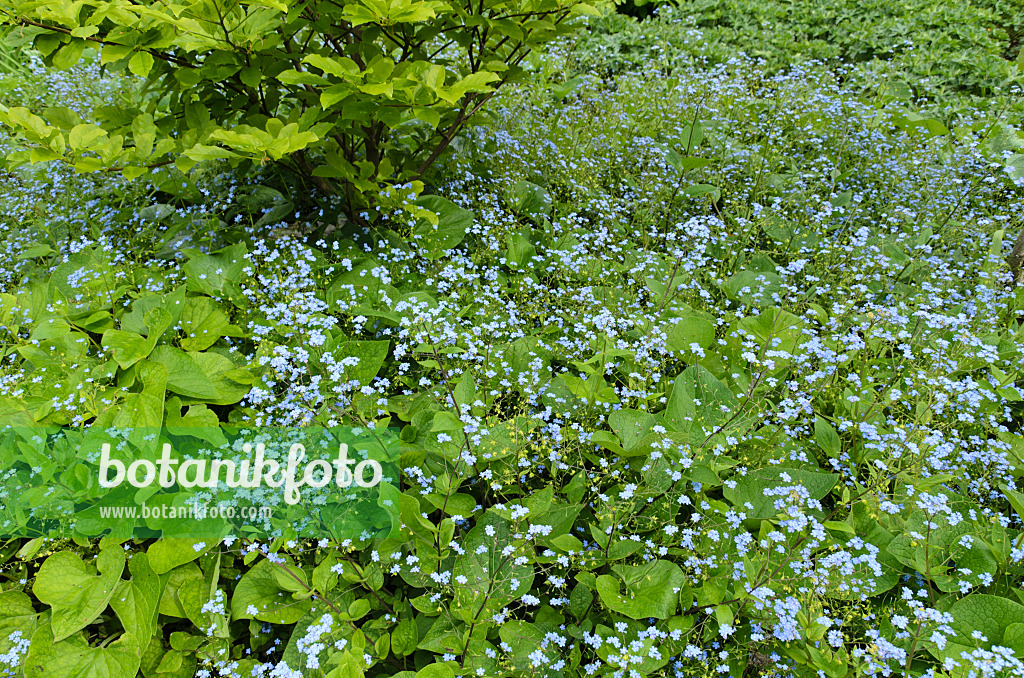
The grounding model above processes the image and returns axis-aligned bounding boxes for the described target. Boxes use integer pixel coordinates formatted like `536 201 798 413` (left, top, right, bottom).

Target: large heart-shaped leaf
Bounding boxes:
665 364 738 444
110 552 164 648
33 546 126 641
179 296 242 351
25 620 140 678
231 558 314 624
595 560 685 619
413 195 475 258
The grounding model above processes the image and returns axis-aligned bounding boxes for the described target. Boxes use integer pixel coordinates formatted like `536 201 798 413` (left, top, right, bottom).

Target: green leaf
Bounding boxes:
569 583 594 619
147 346 220 400
188 350 252 405
735 307 805 363
665 364 738 445
454 512 533 619
181 244 247 297
69 124 107 151
443 71 500 102
128 51 154 78
102 331 149 369
303 54 359 78
595 560 685 619
52 41 86 69
681 122 704 152
608 409 657 452
157 563 201 617
391 618 418 657
329 338 390 385
231 559 314 624
25 622 140 678
504 232 536 270
325 651 366 678
180 296 242 351
665 313 715 354
15 243 54 259
894 112 948 137
814 416 841 457
413 196 475 257
928 595 1024 664
721 269 783 307
166 398 225 434
120 289 186 335
102 307 171 369
1005 486 1024 518
358 82 393 97
183 144 239 162
887 513 998 593
33 546 126 642
1005 623 1024 657
147 539 212 575
415 663 455 678
724 467 838 521
0 591 38 656
112 392 165 431
507 180 551 221
110 552 164 648
101 44 133 64
321 84 352 109
43 106 83 130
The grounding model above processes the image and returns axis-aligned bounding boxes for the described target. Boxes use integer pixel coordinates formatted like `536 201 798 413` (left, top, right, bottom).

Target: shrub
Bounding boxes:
0 0 596 220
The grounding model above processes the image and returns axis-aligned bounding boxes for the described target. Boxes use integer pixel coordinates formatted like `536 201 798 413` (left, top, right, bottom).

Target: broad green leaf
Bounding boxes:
231 559 314 624
665 364 738 445
43 106 82 130
147 346 220 400
147 540 212 575
128 51 154 77
69 124 107 151
507 180 551 221
723 467 838 521
102 330 151 368
814 416 841 457
0 591 38 655
391 618 418 657
413 196 475 257
665 313 715 354
721 269 783 307
504 232 536 269
101 307 171 369
595 560 685 619
180 296 242 351
110 552 163 647
928 595 1024 665
414 663 455 678
608 409 657 452
325 651 366 678
25 622 140 678
329 338 390 385
33 546 126 642
454 511 534 619
188 350 252 405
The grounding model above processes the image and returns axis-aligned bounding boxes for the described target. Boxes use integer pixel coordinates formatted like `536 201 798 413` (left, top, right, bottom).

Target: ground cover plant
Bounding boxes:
0 2 1024 678
601 0 1023 97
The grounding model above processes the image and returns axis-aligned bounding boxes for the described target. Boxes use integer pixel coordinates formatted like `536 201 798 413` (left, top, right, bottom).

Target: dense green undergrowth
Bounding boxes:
1 4 1024 678
602 0 1023 98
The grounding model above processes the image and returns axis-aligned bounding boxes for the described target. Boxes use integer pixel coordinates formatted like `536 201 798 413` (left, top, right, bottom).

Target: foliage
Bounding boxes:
573 0 1024 99
0 0 595 220
2 3 1024 678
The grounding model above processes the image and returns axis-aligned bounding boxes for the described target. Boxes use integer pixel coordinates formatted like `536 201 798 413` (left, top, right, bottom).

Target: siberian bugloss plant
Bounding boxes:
0 0 595 219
